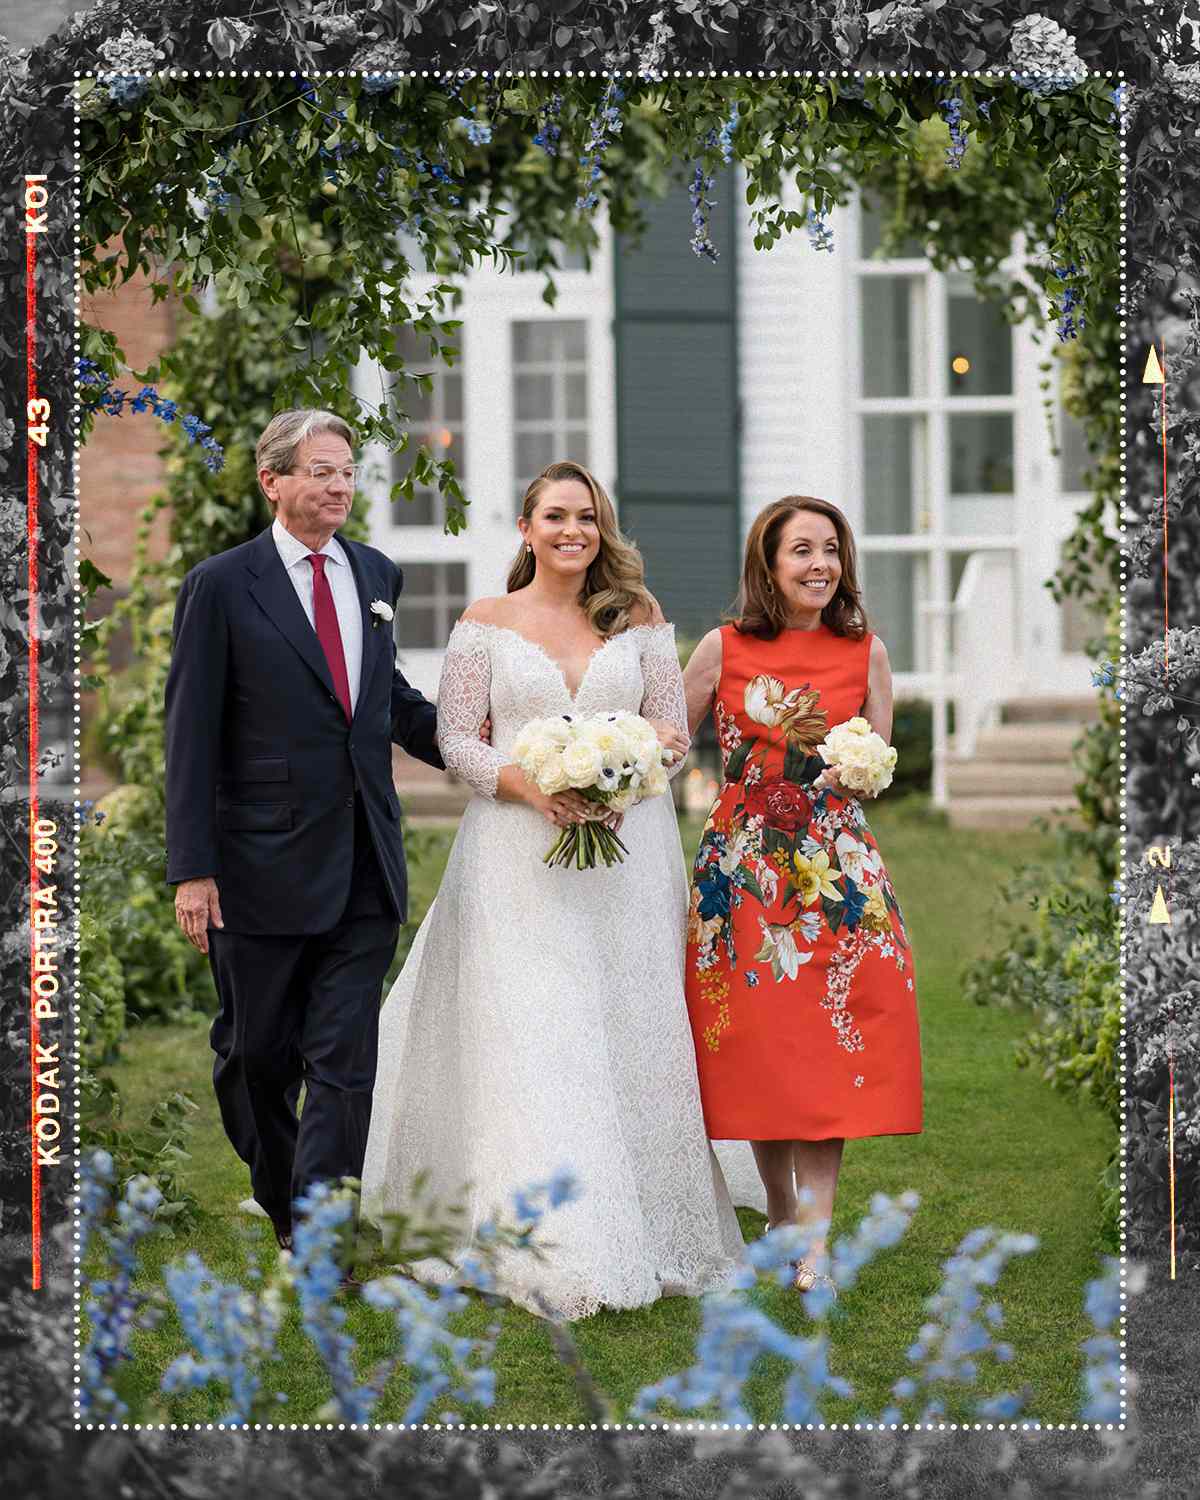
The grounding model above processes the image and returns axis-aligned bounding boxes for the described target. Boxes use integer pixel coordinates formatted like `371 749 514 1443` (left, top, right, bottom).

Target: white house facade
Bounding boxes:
357 174 1098 809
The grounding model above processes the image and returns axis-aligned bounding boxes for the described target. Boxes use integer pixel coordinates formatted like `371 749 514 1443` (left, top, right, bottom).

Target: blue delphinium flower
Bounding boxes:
1080 1256 1124 1421
689 165 720 262
75 362 223 470
717 104 739 166
78 1146 114 1263
289 1181 376 1423
806 210 834 253
891 1225 1037 1423
363 1274 500 1423
1091 660 1115 688
533 93 563 156
635 1193 920 1424
939 94 968 169
1051 263 1085 341
161 1251 287 1424
459 117 492 146
576 80 625 211
79 1158 165 1420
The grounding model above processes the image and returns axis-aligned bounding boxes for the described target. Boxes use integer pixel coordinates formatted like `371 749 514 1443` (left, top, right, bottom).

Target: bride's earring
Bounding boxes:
525 544 533 554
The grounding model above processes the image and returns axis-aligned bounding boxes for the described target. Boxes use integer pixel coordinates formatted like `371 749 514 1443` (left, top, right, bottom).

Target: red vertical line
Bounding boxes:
25 211 41 1290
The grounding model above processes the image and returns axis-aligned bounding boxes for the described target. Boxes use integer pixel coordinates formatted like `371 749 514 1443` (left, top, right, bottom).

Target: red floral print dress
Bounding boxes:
685 624 923 1141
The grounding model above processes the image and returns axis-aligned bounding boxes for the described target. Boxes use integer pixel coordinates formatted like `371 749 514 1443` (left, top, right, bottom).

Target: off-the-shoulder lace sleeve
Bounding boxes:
637 623 691 781
435 621 508 800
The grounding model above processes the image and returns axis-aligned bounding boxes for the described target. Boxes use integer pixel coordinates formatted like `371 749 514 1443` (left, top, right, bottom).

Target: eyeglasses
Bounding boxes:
287 463 358 485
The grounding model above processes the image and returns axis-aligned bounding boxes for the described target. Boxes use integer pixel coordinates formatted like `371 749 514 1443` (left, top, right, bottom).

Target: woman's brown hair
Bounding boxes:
506 461 656 637
731 496 868 640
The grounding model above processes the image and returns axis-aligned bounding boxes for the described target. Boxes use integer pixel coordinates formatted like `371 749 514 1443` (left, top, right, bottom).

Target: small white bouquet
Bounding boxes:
510 710 672 869
814 716 898 798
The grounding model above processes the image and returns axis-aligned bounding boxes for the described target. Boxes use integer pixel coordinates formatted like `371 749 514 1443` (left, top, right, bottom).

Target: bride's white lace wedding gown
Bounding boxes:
361 618 746 1320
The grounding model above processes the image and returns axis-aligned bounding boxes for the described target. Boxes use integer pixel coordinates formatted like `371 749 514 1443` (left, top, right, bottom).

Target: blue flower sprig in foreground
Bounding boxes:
633 1191 920 1424
1081 1255 1141 1421
362 1276 499 1424
288 1181 374 1423
79 1151 165 1420
161 1252 288 1424
881 1225 1038 1424
75 358 225 473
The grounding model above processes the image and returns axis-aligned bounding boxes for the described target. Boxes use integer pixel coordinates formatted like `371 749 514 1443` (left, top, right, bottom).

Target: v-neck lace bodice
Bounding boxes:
434 618 688 799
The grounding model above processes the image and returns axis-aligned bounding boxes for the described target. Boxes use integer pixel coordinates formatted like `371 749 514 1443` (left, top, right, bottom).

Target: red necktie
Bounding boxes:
306 553 352 721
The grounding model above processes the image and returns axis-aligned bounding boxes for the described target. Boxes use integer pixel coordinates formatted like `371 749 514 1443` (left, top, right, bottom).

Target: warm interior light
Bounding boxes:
437 427 453 447
951 355 971 375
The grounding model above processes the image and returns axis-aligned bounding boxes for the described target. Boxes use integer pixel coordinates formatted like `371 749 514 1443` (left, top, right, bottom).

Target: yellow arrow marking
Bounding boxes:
1148 884 1172 924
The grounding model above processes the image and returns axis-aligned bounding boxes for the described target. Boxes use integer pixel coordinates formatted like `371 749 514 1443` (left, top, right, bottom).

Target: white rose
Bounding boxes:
562 739 603 789
543 718 574 748
641 765 669 799
537 756 570 795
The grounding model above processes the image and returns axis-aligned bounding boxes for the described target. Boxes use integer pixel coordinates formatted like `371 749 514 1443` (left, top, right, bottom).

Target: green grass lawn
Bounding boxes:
95 798 1115 1425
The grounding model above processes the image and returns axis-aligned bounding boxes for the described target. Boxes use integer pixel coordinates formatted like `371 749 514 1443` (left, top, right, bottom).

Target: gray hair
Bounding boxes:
255 409 356 500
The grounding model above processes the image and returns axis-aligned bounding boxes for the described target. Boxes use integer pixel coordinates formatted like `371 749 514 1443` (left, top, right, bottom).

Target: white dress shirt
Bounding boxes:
271 516 364 713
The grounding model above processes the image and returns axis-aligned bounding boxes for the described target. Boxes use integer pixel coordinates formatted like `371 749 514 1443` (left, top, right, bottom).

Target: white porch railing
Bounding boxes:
921 549 1019 807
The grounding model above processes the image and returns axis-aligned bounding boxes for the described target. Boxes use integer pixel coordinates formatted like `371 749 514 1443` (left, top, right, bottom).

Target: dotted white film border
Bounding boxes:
67 65 1129 1436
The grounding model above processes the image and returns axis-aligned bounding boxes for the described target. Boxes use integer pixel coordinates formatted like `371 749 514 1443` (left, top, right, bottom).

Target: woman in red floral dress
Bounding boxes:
682 497 922 1288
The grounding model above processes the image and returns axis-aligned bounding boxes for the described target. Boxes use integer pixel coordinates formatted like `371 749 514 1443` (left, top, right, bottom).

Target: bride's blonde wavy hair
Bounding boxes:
507 461 655 637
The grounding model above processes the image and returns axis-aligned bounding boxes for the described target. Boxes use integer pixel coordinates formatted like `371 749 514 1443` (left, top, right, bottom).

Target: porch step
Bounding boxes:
947 796 1083 832
1000 695 1099 725
946 693 1096 831
970 723 1084 763
945 759 1080 798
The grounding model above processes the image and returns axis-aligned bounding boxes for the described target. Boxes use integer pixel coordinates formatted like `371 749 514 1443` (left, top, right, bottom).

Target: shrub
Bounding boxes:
78 908 126 1071
82 796 215 1027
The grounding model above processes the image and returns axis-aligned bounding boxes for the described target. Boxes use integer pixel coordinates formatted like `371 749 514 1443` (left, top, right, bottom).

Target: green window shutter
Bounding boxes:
614 170 740 641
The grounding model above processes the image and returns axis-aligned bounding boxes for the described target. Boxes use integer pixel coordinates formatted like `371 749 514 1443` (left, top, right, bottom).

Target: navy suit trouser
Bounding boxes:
207 796 399 1231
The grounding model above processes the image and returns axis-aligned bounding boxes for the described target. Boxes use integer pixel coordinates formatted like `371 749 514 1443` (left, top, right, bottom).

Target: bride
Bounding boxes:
361 460 745 1319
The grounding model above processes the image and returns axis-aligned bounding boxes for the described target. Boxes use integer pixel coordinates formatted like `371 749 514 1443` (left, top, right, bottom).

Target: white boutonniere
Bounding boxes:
370 599 394 628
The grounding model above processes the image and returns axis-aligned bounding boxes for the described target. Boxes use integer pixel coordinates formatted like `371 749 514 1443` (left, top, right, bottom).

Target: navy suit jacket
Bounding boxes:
164 525 443 933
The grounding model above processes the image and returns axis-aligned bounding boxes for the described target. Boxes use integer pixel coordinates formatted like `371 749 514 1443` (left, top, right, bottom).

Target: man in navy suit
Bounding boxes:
165 408 456 1258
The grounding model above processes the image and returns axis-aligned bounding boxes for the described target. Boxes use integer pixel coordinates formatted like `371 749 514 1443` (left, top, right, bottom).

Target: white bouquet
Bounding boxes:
510 710 672 869
814 716 898 798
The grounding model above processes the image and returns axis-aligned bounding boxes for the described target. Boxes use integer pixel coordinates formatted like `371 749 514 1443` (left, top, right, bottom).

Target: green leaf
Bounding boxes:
723 738 755 784
79 559 114 597
739 869 766 904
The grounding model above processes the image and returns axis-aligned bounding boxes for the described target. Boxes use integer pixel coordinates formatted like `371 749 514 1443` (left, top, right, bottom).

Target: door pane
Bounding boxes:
947 284 1013 396
861 552 920 673
863 415 923 533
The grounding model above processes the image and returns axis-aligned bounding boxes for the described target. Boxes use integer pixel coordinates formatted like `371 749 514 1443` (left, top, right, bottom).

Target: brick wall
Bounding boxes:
80 262 176 589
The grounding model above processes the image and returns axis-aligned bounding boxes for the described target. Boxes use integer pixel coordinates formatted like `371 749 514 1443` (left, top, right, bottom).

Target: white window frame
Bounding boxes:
355 220 617 698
